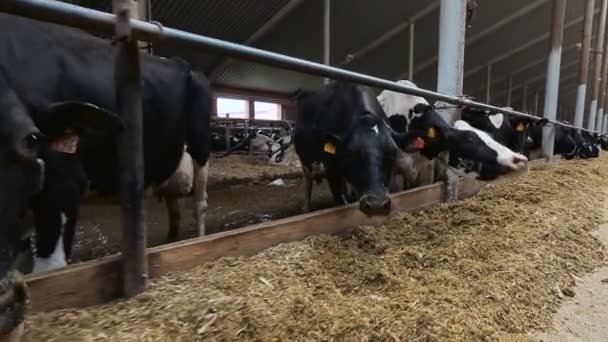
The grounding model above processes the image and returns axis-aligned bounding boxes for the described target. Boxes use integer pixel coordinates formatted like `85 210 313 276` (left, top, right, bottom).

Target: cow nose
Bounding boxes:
0 272 28 336
359 193 391 216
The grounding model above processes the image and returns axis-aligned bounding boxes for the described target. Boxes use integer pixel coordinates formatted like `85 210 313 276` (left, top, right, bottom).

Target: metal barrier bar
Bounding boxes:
0 0 603 134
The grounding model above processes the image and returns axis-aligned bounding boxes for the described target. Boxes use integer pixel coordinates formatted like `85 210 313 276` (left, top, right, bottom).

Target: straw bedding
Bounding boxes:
26 157 608 341
208 155 300 187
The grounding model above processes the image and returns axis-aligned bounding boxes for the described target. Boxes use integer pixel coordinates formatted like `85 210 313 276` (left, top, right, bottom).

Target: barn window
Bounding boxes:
254 101 282 120
216 97 249 119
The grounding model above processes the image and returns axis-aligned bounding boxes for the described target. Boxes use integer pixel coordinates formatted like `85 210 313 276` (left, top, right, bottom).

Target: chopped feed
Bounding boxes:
26 157 608 341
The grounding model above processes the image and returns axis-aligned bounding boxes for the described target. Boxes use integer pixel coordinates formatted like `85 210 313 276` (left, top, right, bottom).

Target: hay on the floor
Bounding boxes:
208 155 301 187
26 158 608 341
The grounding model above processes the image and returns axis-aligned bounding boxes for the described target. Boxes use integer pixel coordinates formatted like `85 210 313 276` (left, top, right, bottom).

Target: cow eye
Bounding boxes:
23 133 42 152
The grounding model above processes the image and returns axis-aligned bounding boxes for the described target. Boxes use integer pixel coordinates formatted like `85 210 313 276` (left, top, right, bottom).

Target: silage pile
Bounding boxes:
27 158 608 341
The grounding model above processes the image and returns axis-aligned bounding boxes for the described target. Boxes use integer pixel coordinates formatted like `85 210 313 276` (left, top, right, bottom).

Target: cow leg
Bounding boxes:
302 165 314 212
327 174 348 205
61 208 79 263
192 159 209 236
165 196 181 242
33 211 67 273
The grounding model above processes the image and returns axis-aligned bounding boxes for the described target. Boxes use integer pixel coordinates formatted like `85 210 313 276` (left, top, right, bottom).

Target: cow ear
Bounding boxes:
412 103 432 114
37 101 124 140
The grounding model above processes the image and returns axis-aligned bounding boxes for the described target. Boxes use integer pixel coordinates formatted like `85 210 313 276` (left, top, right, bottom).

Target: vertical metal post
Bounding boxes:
437 0 466 203
506 75 513 107
485 64 492 103
542 0 567 159
437 0 467 123
534 90 540 115
574 0 595 128
113 0 147 297
136 0 152 53
323 0 331 85
589 0 608 130
598 33 608 130
409 22 415 81
522 83 528 112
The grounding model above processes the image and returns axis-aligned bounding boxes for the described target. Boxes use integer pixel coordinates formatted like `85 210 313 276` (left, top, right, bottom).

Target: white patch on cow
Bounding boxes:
377 80 428 130
453 120 528 170
155 149 194 198
488 113 504 129
33 213 68 274
371 125 379 135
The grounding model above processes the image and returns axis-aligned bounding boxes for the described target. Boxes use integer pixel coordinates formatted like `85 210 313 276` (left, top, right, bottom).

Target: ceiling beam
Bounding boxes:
397 0 551 80
208 0 305 82
337 2 439 68
467 37 597 96
491 61 579 101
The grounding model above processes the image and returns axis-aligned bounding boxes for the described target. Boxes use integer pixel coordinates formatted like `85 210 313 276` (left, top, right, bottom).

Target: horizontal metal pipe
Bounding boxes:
0 0 601 133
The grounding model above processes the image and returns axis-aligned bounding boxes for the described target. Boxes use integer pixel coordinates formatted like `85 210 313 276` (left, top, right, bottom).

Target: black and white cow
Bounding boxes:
526 120 600 160
0 14 212 275
0 72 124 334
294 81 424 215
377 80 528 184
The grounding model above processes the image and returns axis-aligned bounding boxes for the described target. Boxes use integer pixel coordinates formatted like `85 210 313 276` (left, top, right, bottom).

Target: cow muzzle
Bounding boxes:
359 192 391 216
0 272 28 337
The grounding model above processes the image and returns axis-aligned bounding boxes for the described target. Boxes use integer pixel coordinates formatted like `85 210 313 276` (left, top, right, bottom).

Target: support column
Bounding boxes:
409 22 415 81
485 64 492 103
542 0 567 159
522 83 528 112
598 30 608 131
113 0 147 297
436 0 467 203
588 0 608 130
323 0 331 85
574 0 595 128
534 90 540 115
506 75 513 107
436 0 467 124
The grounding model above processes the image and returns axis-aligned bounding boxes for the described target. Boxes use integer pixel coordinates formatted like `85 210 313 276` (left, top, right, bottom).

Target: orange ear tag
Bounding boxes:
516 122 525 132
323 142 336 154
427 127 437 139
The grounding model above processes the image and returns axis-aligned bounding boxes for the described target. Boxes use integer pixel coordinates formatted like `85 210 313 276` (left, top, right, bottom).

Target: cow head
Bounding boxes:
402 103 528 171
320 112 397 215
0 87 122 334
378 82 528 174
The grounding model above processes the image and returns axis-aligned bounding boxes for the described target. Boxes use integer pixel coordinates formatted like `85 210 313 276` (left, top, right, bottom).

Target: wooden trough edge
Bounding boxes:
24 174 482 313
23 156 561 313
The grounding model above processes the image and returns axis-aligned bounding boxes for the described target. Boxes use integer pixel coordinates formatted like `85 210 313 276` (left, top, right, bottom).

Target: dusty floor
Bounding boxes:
534 197 608 342
62 154 329 264
71 177 333 264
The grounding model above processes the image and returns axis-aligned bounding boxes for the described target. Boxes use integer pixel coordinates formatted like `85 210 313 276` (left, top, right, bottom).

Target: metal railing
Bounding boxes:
0 0 602 134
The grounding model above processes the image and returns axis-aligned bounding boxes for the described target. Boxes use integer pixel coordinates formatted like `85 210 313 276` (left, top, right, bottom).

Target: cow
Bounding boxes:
526 120 600 160
0 14 212 274
294 81 425 214
455 107 534 179
378 80 529 185
0 72 124 335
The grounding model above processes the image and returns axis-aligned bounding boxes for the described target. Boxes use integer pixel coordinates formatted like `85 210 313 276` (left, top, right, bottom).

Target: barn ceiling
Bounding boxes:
61 0 601 124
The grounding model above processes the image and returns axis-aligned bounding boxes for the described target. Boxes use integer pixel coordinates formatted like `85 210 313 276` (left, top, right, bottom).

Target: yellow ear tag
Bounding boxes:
516 122 525 132
427 127 437 139
323 142 336 154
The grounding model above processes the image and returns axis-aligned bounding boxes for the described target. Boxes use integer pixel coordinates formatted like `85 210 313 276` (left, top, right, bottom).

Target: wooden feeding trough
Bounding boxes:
25 174 485 313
